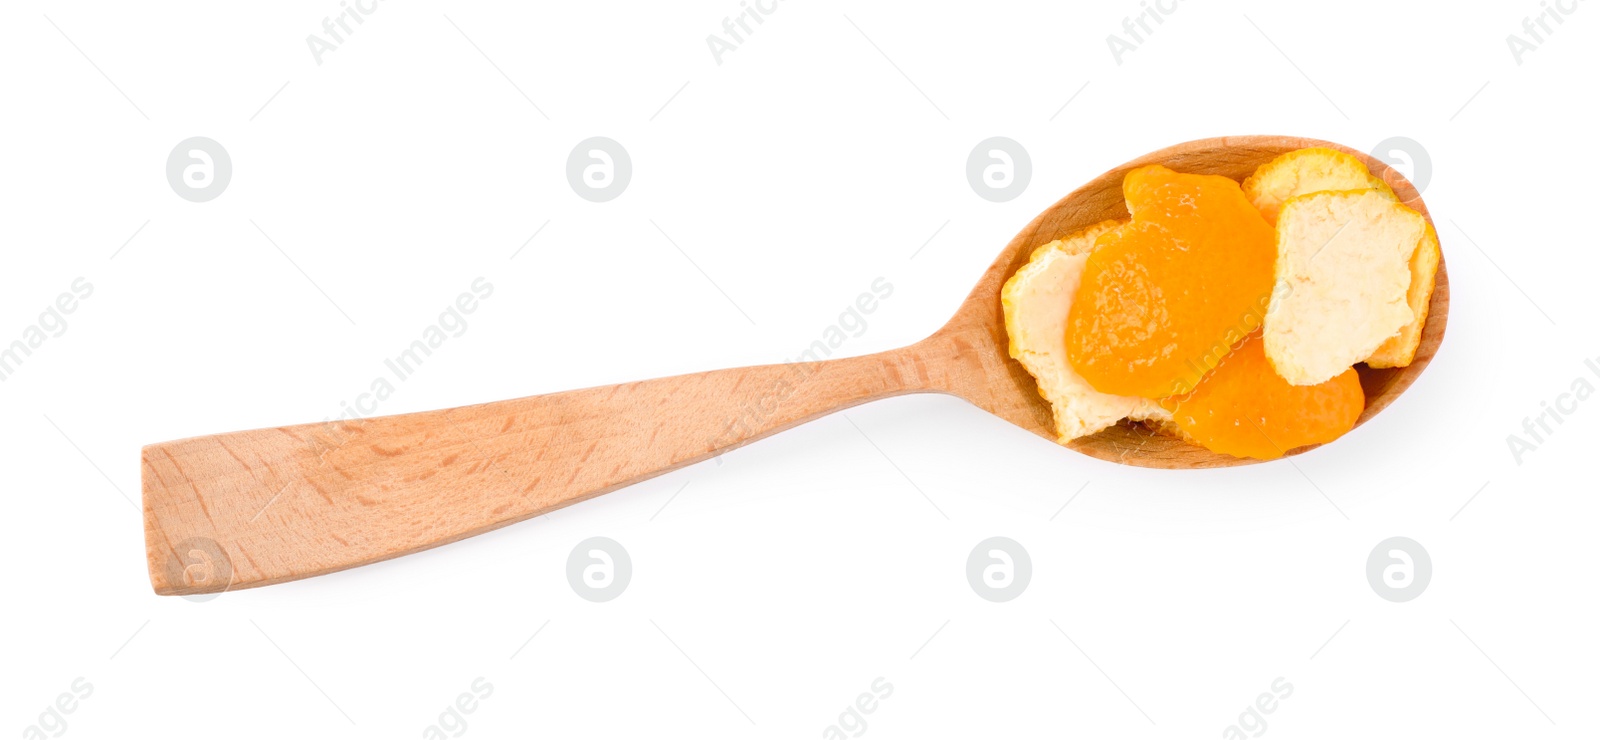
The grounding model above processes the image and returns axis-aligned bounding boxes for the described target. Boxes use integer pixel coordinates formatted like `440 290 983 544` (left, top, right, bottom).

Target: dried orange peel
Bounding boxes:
1164 332 1363 460
1265 189 1426 386
1001 220 1171 442
1366 222 1440 368
1002 147 1440 460
1242 147 1394 225
1065 165 1278 400
1243 147 1439 368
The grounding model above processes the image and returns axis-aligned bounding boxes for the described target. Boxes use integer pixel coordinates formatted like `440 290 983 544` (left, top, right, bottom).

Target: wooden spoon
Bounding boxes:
143 135 1447 595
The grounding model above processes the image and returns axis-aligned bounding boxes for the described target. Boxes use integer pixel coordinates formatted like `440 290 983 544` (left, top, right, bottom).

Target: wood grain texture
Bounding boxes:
143 135 1447 594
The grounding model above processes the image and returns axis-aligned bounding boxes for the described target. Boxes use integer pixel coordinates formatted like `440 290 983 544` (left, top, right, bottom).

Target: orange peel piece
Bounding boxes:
1001 220 1172 442
1066 165 1278 399
1242 147 1395 226
1165 332 1364 460
1242 147 1438 369
1366 222 1441 368
1265 189 1426 386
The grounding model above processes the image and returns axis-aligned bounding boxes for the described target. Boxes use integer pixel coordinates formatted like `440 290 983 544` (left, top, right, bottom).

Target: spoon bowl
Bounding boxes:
932 134 1447 467
142 135 1446 594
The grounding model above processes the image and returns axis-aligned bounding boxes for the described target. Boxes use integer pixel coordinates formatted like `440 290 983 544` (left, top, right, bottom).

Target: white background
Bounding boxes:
2 0 1596 737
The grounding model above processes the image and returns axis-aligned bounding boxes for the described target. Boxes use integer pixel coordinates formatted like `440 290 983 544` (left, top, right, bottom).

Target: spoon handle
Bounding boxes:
143 347 934 594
